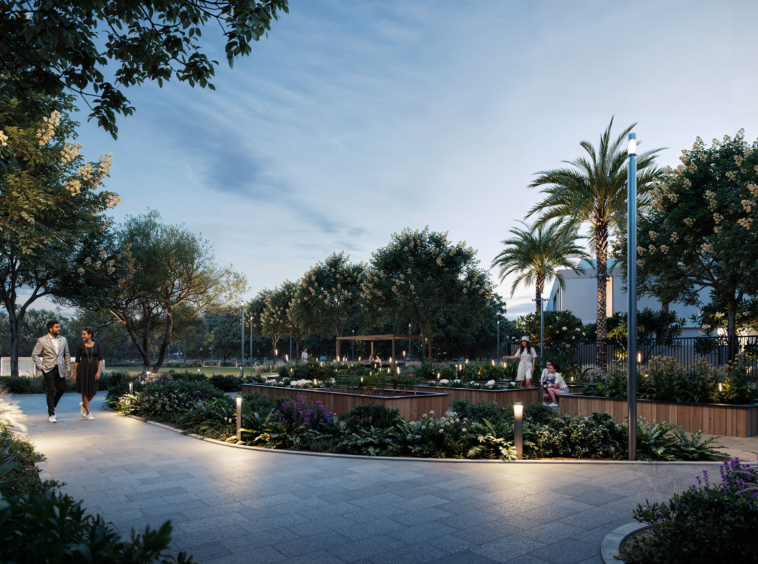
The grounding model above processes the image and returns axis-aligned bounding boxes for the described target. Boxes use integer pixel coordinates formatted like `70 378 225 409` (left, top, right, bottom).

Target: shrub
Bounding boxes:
526 412 627 460
274 395 335 432
116 380 223 421
338 404 400 432
0 424 60 497
621 458 758 563
452 399 511 423
0 491 195 564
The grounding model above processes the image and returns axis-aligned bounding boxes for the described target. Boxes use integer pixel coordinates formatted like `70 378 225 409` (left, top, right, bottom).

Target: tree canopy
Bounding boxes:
362 227 494 359
0 1 289 137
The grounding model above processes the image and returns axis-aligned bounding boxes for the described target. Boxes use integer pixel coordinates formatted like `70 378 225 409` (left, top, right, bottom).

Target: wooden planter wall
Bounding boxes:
415 385 540 410
559 395 758 438
241 384 449 421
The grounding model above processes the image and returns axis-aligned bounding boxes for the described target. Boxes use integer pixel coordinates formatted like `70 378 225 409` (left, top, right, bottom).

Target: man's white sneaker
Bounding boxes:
86 413 95 420
550 403 558 407
48 415 57 423
80 402 87 418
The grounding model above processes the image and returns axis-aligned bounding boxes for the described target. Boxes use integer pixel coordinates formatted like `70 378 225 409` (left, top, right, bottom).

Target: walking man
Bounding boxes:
32 320 71 423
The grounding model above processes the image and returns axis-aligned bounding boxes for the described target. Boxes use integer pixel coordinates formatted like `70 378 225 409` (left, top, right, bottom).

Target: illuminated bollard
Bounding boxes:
513 401 523 460
236 395 243 441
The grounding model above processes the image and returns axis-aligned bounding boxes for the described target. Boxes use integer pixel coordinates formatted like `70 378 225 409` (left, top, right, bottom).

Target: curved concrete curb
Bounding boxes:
601 522 650 563
35 460 53 482
105 406 729 465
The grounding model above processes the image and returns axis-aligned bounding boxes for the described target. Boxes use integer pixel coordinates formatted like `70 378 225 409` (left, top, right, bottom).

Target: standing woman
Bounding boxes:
503 336 538 388
73 328 103 420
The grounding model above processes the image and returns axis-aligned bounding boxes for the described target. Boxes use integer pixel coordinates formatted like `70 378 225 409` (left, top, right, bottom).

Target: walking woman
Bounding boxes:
503 336 538 388
73 328 103 420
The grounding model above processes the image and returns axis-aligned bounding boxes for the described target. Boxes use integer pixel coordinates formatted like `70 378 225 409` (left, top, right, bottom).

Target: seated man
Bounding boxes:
541 363 569 406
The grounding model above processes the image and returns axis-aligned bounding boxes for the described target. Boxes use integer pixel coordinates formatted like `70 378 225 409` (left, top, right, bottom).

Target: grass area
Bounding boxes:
107 365 278 377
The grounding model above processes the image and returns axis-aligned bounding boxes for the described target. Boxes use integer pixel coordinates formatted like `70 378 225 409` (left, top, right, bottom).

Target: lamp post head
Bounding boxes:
513 401 524 418
628 132 637 156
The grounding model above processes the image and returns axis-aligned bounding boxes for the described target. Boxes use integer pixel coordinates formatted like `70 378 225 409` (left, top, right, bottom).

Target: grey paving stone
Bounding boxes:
272 532 353 558
336 518 407 542
430 551 500 563
139 472 197 485
386 522 456 544
125 487 188 501
367 541 449 564
141 499 209 517
343 504 406 523
388 507 452 526
471 535 544 562
528 539 599 564
425 534 475 554
176 512 250 534
185 542 231 562
326 534 406 562
206 546 288 564
281 550 347 564
569 491 626 507
451 521 520 546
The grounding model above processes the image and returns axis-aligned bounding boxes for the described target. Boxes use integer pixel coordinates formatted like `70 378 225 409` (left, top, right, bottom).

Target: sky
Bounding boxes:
27 0 758 319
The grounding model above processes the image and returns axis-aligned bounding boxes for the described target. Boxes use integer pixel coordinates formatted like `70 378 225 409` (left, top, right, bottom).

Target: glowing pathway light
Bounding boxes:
513 401 524 459
235 395 243 441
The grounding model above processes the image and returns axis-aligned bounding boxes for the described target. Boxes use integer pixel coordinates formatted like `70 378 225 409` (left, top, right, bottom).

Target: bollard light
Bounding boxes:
513 401 523 460
285 354 289 362
397 367 400 375
437 373 440 379
129 382 133 394
236 395 243 441
637 352 642 364
718 382 723 392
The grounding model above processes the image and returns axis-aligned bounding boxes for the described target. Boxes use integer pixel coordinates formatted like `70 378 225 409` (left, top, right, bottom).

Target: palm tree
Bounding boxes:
527 118 663 357
491 221 588 314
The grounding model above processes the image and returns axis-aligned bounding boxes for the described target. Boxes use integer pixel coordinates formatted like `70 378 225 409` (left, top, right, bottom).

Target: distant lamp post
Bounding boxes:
533 298 547 356
513 402 524 459
236 395 243 441
408 323 411 360
497 320 500 360
352 329 355 360
249 317 253 374
129 382 133 394
240 301 245 377
628 132 638 461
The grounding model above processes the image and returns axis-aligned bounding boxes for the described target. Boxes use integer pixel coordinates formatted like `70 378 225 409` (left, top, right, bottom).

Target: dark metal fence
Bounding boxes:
503 336 758 373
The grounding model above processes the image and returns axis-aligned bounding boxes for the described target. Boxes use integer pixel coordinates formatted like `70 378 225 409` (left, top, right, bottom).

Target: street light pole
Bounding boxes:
408 323 411 360
497 320 500 361
240 302 245 377
533 297 546 356
352 329 355 361
627 132 638 461
249 316 253 375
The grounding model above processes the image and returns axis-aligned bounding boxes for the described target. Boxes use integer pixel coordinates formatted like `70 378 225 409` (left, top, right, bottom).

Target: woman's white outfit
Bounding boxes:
515 347 538 381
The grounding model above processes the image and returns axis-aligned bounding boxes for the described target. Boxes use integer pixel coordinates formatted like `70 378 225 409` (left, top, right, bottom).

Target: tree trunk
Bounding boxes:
595 225 609 369
420 321 429 361
7 306 20 378
726 299 738 362
334 325 342 361
152 310 173 372
535 275 544 314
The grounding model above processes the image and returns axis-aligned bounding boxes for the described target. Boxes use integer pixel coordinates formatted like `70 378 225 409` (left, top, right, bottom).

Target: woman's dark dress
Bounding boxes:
75 342 102 396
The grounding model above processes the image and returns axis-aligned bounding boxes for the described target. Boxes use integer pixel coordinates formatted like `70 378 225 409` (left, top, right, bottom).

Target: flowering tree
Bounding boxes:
626 131 758 360
362 228 494 358
290 253 366 360
514 310 588 343
107 211 247 372
0 96 119 376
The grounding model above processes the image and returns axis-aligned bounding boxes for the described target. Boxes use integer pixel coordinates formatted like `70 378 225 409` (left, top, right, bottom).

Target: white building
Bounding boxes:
544 260 706 337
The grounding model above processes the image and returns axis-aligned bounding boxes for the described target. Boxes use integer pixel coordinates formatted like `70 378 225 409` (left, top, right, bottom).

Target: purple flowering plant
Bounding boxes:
275 395 335 432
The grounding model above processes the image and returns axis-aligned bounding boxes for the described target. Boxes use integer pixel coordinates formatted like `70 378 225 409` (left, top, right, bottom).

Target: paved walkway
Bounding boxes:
1 393 719 564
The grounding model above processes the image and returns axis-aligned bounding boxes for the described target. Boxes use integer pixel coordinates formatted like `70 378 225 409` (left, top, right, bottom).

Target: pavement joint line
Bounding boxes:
104 406 728 466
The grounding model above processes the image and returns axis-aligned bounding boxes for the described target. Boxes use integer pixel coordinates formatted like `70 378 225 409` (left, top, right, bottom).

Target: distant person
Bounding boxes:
541 363 568 406
503 336 538 388
301 348 309 362
31 320 71 423
540 359 553 383
73 328 103 420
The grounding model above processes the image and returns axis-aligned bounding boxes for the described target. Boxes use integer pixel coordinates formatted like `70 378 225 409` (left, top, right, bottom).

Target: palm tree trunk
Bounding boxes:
535 274 545 314
595 225 609 369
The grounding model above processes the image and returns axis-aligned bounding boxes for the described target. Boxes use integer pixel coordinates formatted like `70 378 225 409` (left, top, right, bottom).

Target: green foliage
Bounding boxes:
592 356 758 404
621 465 758 563
338 404 401 433
526 412 627 459
514 310 589 343
0 0 289 137
491 220 587 311
0 423 60 497
605 308 684 341
0 491 196 563
177 396 236 439
362 227 494 357
113 379 223 421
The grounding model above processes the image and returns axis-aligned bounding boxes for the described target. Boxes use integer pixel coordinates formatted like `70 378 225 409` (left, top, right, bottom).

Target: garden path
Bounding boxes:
2 393 719 564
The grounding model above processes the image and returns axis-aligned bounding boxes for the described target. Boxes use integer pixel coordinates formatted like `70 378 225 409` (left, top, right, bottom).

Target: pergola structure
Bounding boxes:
336 334 430 365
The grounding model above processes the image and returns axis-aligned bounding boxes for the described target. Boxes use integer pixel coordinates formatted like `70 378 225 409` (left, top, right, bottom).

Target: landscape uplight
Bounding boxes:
718 382 723 392
129 382 133 394
235 395 243 441
636 352 642 364
513 402 524 459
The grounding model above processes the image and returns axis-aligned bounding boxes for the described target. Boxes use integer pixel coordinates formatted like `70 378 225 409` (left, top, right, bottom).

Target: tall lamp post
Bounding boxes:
533 297 547 356
497 320 500 361
408 323 411 360
249 316 253 375
240 301 245 377
627 132 638 461
352 329 355 361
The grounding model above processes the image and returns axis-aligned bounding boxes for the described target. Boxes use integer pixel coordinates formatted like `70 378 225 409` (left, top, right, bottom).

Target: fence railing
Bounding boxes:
501 336 758 373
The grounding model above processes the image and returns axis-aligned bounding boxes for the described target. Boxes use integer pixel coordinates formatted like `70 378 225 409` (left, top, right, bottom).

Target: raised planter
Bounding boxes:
560 394 758 437
416 385 540 410
241 384 449 421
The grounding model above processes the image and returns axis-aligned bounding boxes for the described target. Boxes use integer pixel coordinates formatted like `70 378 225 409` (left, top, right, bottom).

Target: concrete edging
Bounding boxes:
35 460 53 482
105 406 728 465
601 522 650 563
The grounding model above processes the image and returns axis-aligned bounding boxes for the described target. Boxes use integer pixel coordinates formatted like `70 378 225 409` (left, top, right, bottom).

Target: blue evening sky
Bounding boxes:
50 0 758 318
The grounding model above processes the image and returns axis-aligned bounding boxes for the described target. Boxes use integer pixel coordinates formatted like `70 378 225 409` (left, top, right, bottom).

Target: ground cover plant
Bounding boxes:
587 355 757 404
0 407 195 563
620 456 758 563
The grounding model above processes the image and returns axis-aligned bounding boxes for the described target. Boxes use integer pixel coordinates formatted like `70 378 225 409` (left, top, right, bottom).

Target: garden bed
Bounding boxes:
559 394 758 437
415 385 540 410
241 384 449 420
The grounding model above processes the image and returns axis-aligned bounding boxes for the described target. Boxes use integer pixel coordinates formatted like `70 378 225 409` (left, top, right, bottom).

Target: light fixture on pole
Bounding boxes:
240 301 245 378
236 395 243 441
408 323 411 360
352 329 355 361
627 132 638 461
249 316 253 374
513 401 523 459
289 336 292 364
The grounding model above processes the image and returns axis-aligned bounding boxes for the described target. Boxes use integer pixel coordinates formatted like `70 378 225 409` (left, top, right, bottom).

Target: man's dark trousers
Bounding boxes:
43 367 65 416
